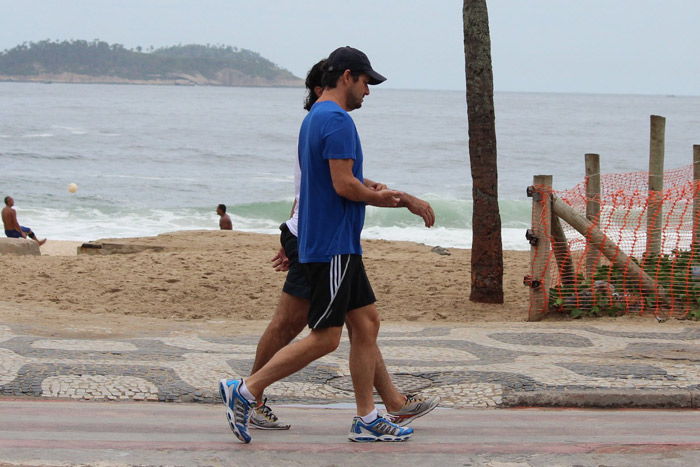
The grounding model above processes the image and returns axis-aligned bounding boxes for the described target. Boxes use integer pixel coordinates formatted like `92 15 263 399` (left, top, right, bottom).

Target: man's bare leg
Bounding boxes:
253 294 402 409
245 293 308 430
345 304 380 416
245 326 342 400
251 292 308 375
345 322 405 412
26 230 46 246
346 319 441 424
371 346 407 412
221 330 340 445
248 298 437 426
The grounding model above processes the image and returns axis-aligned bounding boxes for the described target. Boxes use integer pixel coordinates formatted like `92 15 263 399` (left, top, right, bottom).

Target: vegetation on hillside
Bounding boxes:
0 40 301 85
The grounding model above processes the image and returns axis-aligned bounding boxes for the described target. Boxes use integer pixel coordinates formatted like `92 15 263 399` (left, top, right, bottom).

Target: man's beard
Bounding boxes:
349 97 363 110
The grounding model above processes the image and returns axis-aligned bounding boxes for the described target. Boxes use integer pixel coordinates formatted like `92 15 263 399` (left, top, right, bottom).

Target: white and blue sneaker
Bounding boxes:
348 414 413 442
219 378 252 443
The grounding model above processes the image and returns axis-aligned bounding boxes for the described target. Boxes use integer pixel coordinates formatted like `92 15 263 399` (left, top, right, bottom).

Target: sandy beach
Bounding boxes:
0 230 535 336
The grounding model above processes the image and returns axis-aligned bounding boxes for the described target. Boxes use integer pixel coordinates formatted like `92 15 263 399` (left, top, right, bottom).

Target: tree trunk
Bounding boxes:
463 0 504 303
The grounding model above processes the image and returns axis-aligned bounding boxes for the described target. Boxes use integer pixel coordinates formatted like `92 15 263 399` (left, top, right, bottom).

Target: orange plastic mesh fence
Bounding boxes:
530 164 700 318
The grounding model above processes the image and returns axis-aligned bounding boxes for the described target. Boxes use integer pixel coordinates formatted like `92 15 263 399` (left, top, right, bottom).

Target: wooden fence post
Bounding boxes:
585 153 601 279
551 211 574 285
528 175 552 321
647 115 666 258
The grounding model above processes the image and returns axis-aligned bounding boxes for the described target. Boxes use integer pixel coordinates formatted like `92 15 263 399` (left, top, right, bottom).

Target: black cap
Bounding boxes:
326 46 386 85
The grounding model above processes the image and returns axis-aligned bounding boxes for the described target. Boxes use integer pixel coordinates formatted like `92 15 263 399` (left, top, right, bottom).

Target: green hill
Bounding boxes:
0 40 303 87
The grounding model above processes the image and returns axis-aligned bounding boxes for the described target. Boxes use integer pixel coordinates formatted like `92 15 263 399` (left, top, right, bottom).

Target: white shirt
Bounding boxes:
284 154 301 236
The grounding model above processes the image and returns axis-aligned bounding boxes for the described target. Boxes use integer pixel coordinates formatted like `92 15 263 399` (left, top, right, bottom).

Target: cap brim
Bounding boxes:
367 69 386 85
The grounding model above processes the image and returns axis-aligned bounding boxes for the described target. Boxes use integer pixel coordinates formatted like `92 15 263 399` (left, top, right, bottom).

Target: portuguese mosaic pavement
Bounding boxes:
1 322 699 408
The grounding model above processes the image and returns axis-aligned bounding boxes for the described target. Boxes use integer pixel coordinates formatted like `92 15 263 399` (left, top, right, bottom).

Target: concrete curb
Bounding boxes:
502 390 700 409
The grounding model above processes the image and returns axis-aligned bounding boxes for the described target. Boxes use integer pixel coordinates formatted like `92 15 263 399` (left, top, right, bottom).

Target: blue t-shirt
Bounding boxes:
297 101 365 263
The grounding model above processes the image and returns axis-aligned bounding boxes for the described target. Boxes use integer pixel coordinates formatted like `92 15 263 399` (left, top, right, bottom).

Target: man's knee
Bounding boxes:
346 305 380 339
309 326 342 355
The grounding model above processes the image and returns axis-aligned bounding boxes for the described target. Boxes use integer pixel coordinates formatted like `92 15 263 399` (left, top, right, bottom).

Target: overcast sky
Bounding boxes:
2 0 699 95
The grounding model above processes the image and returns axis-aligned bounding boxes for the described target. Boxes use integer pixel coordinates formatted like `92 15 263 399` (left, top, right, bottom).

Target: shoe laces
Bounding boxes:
256 398 278 421
374 414 402 433
403 393 424 406
381 412 400 424
380 410 406 425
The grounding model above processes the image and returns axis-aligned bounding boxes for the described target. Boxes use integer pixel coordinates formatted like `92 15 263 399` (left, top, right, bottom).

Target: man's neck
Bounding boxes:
317 88 349 111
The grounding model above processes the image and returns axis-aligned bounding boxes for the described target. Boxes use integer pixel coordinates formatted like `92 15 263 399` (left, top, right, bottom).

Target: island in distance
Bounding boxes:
0 39 303 87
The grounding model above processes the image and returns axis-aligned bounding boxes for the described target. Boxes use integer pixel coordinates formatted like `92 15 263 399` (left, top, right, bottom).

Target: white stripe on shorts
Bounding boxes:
312 255 350 329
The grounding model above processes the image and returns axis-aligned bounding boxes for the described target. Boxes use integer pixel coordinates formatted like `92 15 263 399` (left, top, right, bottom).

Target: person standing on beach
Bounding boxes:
243 59 439 432
220 47 420 443
2 196 46 245
216 204 232 230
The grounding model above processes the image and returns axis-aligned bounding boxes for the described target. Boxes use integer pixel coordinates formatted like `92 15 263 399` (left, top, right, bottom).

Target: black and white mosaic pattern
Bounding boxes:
1 323 699 407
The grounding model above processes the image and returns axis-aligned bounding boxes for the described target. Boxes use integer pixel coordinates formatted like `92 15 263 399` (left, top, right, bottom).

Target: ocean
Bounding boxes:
2 82 699 250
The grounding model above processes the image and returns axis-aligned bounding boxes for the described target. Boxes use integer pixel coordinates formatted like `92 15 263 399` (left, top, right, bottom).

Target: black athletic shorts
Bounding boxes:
301 254 376 329
279 223 311 300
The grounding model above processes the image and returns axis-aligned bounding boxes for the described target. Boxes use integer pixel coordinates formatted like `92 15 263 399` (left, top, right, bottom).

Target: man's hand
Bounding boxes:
401 194 435 228
271 247 290 272
365 179 387 192
373 189 402 207
399 193 435 228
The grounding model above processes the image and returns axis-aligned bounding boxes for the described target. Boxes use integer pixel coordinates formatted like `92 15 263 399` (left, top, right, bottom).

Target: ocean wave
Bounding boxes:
227 198 532 230
51 125 88 135
17 197 533 250
24 205 530 250
5 153 85 161
249 175 295 184
98 173 199 182
364 198 531 229
361 225 529 250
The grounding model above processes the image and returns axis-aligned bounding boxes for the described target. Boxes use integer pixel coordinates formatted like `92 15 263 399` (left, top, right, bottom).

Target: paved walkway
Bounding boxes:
3 400 700 466
2 320 700 408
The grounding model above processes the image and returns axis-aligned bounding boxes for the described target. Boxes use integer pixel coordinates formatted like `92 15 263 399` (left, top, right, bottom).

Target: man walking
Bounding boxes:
246 58 439 431
220 47 416 443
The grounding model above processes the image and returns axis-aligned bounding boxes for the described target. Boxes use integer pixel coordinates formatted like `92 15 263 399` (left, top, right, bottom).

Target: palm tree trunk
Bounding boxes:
463 0 504 303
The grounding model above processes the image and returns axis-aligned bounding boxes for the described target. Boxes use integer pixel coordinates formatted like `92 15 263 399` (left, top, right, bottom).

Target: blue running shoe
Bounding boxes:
219 378 252 443
348 414 413 442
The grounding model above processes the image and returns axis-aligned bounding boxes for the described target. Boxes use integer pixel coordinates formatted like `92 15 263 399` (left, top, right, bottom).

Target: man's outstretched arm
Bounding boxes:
364 178 435 228
330 160 434 227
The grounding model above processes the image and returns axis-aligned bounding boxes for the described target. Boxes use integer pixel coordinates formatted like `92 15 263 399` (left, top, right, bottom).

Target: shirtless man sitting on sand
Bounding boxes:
2 196 46 245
